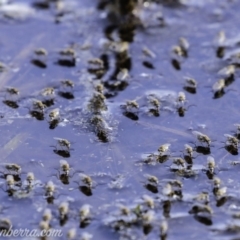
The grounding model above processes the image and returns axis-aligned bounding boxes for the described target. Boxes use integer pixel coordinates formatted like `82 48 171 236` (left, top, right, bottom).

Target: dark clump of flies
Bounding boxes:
95 1 137 99
104 52 131 96
85 85 112 142
90 115 110 143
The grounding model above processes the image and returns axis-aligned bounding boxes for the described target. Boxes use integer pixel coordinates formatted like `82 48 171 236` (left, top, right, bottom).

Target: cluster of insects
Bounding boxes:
1 0 240 239
0 163 38 198
1 79 76 130
31 45 78 69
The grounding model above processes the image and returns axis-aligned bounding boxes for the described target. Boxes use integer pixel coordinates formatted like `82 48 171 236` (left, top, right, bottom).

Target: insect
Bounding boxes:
0 163 22 182
148 96 160 109
79 173 93 188
49 108 60 121
121 100 139 121
79 204 92 228
176 105 195 117
177 91 186 104
184 77 197 94
6 175 15 190
54 137 71 151
124 100 139 111
80 232 92 240
88 58 104 68
116 204 131 217
162 183 173 198
5 163 21 174
59 48 75 57
116 68 129 81
184 144 194 158
25 172 35 187
67 228 77 240
47 108 60 129
193 192 209 204
90 115 110 143
212 79 225 93
143 174 159 193
108 41 129 53
32 48 48 68
203 156 217 180
192 131 211 147
148 95 160 116
59 160 70 175
167 179 183 189
141 194 155 209
54 160 76 185
34 48 48 56
33 100 46 112
142 46 156 58
0 174 17 196
142 210 155 226
189 203 213 215
215 31 225 58
213 177 221 189
224 134 239 148
206 156 215 174
94 83 104 93
45 181 55 198
88 93 107 113
185 78 197 87
183 144 194 164
42 208 52 222
172 45 184 57
218 65 235 78
160 220 168 239
0 218 12 232
79 204 91 221
5 87 19 96
41 87 55 97
58 201 69 221
75 173 94 197
39 220 49 231
214 186 227 198
179 37 189 57
158 143 171 155
172 157 186 168
144 174 159 185
61 80 74 88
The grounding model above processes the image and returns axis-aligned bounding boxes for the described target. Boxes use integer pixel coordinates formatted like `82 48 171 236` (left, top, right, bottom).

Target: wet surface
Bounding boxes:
1 0 240 239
